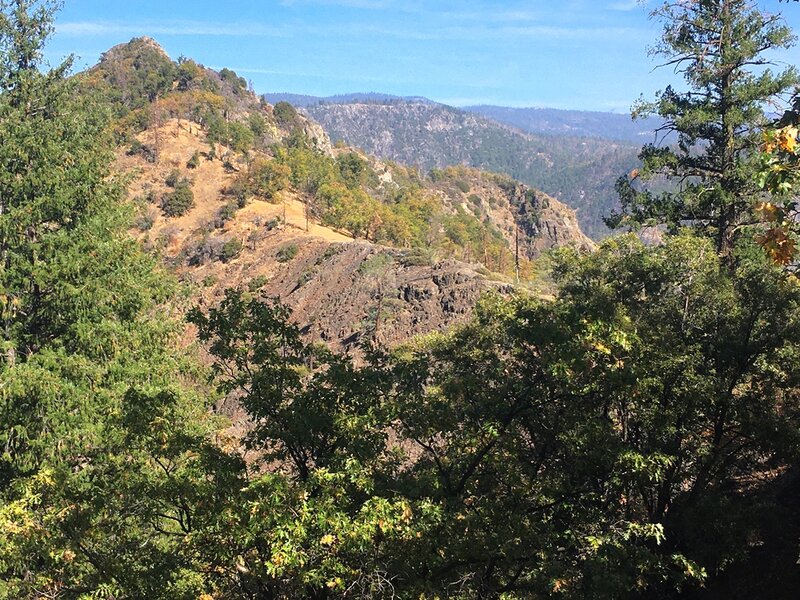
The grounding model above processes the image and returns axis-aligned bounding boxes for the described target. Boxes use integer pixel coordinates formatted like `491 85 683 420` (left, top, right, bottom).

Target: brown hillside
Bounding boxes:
119 119 511 352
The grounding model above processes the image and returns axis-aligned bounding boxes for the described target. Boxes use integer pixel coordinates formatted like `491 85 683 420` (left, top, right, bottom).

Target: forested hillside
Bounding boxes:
2 1 800 599
77 36 590 352
300 100 641 238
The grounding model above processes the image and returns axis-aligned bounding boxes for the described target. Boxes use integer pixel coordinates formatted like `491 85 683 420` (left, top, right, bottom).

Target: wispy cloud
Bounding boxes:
224 65 414 85
609 1 642 11
279 0 397 9
57 20 290 38
301 21 646 42
441 96 636 112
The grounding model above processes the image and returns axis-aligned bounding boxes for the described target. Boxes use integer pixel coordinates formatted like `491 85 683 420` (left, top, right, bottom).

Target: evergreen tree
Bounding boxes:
0 3 218 597
609 0 798 263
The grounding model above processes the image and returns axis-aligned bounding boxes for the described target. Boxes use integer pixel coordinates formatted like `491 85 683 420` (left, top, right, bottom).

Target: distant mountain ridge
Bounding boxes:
264 92 664 144
264 92 433 107
288 97 642 238
463 105 667 145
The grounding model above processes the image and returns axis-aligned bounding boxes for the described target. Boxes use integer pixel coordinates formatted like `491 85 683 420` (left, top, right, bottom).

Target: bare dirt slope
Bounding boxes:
119 119 511 352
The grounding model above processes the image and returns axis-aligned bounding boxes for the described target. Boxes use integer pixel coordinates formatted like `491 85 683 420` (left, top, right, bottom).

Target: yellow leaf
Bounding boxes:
777 126 798 152
755 201 780 222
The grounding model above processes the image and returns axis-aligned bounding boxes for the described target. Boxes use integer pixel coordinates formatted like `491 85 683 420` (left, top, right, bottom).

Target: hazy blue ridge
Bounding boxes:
263 92 434 107
296 99 645 239
463 105 668 145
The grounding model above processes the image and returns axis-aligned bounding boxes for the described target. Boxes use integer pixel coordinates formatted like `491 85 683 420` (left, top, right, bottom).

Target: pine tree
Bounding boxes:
0 3 217 597
609 0 798 264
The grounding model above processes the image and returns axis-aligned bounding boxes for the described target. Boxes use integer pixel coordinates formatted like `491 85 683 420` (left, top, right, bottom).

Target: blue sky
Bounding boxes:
47 0 800 112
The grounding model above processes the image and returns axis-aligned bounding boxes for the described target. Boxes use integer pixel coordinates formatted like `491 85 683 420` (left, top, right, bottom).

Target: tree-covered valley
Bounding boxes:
2 1 800 599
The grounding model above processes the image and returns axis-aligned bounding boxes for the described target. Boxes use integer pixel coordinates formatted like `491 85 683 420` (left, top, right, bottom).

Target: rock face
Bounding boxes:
256 241 511 351
421 166 595 258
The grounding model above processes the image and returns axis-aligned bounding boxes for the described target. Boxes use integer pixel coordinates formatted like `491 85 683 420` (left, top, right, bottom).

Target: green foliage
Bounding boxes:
273 100 300 127
127 137 156 161
160 180 194 216
276 243 299 263
248 274 269 291
206 113 255 153
186 149 200 169
187 291 430 596
454 178 470 193
218 67 247 94
0 4 219 598
99 37 177 108
398 246 434 267
6 3 798 597
336 151 369 187
609 0 799 262
248 157 291 200
182 230 800 597
276 142 337 194
220 237 243 262
213 200 238 228
317 181 376 238
175 57 202 91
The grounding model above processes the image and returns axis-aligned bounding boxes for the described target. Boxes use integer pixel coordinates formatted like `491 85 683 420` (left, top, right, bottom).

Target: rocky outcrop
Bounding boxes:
255 241 511 351
420 166 594 258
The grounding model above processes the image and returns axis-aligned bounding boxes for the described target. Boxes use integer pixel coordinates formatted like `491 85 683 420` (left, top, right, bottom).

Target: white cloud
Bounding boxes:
279 0 397 9
57 20 289 38
609 1 642 11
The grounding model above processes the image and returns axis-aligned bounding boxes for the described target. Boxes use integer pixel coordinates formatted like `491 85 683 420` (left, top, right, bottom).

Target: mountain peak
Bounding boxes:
100 36 170 65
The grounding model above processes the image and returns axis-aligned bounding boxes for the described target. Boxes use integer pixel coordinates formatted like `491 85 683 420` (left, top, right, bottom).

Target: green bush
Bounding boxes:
273 101 300 127
134 211 155 231
186 151 201 169
276 244 299 263
214 202 239 228
248 274 269 291
127 138 156 162
399 247 434 267
161 182 195 217
220 237 243 262
455 179 470 193
165 168 181 188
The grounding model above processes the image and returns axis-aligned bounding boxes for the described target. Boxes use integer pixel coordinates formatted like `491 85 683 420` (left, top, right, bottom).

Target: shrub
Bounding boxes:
213 202 239 228
455 179 470 194
161 181 195 217
248 274 269 291
273 101 300 127
399 247 434 267
276 244 298 263
249 159 291 201
127 138 156 162
165 168 182 188
428 168 444 182
134 211 156 231
220 237 243 263
186 151 201 169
